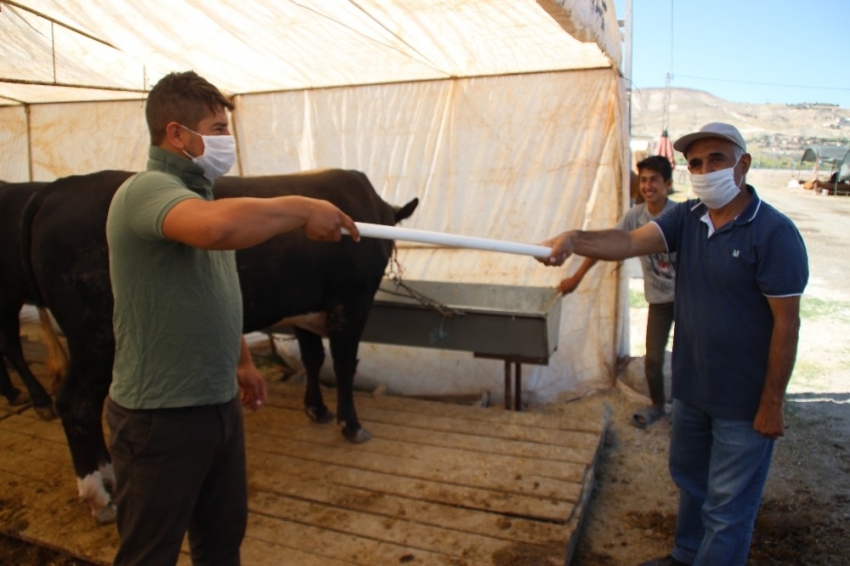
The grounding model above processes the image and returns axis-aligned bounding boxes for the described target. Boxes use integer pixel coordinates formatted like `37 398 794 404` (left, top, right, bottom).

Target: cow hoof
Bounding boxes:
34 404 58 421
305 406 334 424
343 427 373 444
5 389 27 407
94 502 117 525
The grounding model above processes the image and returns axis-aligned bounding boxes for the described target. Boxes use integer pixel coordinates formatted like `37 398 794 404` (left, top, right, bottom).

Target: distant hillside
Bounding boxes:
630 88 850 165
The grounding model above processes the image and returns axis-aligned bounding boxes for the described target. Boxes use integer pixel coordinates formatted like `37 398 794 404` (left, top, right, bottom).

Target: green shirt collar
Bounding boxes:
147 146 213 197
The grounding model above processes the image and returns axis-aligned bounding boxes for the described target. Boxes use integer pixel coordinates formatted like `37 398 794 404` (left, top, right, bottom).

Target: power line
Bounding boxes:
674 74 850 92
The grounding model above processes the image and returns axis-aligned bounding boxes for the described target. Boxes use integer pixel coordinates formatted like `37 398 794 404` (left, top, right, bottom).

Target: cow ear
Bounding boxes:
394 198 419 223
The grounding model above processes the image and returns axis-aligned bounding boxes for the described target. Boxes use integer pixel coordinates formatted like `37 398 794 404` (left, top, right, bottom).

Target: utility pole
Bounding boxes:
622 0 633 137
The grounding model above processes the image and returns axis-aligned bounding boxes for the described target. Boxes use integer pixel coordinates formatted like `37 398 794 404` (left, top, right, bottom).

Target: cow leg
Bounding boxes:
328 302 371 444
54 344 116 524
330 339 370 443
0 358 24 406
295 328 333 424
0 306 55 419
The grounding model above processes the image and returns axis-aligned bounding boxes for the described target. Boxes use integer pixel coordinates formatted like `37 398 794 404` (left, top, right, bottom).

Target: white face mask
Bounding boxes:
689 160 741 209
180 126 236 180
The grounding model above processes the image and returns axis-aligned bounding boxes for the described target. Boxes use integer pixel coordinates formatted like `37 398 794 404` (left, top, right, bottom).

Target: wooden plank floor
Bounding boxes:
1 332 608 565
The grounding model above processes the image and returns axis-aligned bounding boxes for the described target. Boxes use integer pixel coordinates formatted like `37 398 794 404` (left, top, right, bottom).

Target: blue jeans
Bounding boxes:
668 400 775 566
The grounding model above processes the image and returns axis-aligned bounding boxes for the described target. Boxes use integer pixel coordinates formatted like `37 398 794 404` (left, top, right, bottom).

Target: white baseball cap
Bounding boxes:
673 122 747 154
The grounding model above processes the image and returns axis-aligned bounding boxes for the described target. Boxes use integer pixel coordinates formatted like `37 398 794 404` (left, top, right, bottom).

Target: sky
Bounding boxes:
613 0 850 108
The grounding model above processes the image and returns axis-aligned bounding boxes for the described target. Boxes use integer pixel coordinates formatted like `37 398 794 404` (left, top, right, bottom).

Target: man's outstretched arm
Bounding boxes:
540 222 667 267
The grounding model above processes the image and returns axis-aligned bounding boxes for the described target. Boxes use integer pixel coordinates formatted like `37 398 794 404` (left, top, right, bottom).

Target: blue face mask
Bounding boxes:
180 125 236 180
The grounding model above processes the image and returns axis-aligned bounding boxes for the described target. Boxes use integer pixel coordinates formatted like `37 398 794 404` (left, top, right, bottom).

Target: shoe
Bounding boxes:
637 555 688 566
632 405 666 429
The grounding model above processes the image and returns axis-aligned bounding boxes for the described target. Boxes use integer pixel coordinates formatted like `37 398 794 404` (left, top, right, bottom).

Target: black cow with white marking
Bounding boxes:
22 169 417 522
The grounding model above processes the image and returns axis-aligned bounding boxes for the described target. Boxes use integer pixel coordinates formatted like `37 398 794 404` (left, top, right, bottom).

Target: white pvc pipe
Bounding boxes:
342 222 552 258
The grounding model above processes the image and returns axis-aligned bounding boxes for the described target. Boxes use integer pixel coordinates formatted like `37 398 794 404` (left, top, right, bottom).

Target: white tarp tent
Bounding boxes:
1 0 629 404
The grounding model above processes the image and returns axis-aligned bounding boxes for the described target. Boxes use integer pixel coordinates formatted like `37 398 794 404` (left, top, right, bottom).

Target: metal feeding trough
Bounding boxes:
361 279 563 410
266 279 562 411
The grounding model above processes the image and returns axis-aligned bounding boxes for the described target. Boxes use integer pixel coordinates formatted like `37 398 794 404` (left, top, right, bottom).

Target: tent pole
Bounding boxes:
3 0 118 49
51 22 56 84
230 94 244 176
623 0 633 110
25 103 33 182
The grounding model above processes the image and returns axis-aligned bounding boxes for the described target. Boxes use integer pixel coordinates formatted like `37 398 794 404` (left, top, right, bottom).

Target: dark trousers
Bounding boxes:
106 396 247 566
645 301 674 409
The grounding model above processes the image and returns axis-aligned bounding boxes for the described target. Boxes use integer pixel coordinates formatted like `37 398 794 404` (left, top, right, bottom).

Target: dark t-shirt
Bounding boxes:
652 187 808 420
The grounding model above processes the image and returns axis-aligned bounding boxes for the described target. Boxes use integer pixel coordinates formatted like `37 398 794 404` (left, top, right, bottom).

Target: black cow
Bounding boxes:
23 169 417 522
0 181 58 419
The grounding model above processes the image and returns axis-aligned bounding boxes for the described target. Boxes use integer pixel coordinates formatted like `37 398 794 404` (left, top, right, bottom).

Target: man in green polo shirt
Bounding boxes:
105 71 360 566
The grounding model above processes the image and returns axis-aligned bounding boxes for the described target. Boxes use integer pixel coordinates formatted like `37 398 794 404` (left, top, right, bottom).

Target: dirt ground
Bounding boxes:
2 170 849 565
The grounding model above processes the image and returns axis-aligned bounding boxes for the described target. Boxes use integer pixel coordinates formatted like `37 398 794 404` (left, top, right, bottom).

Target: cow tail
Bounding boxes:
38 308 68 394
21 183 69 392
20 183 49 306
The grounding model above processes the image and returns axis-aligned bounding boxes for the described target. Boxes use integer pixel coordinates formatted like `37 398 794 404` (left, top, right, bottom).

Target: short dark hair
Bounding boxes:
145 71 234 145
636 155 673 182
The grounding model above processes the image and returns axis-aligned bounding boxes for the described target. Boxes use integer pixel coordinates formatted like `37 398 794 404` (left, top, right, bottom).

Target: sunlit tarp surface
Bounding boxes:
1 0 619 104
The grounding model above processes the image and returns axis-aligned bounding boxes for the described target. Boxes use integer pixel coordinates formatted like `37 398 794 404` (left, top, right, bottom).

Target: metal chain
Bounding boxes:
383 247 466 318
